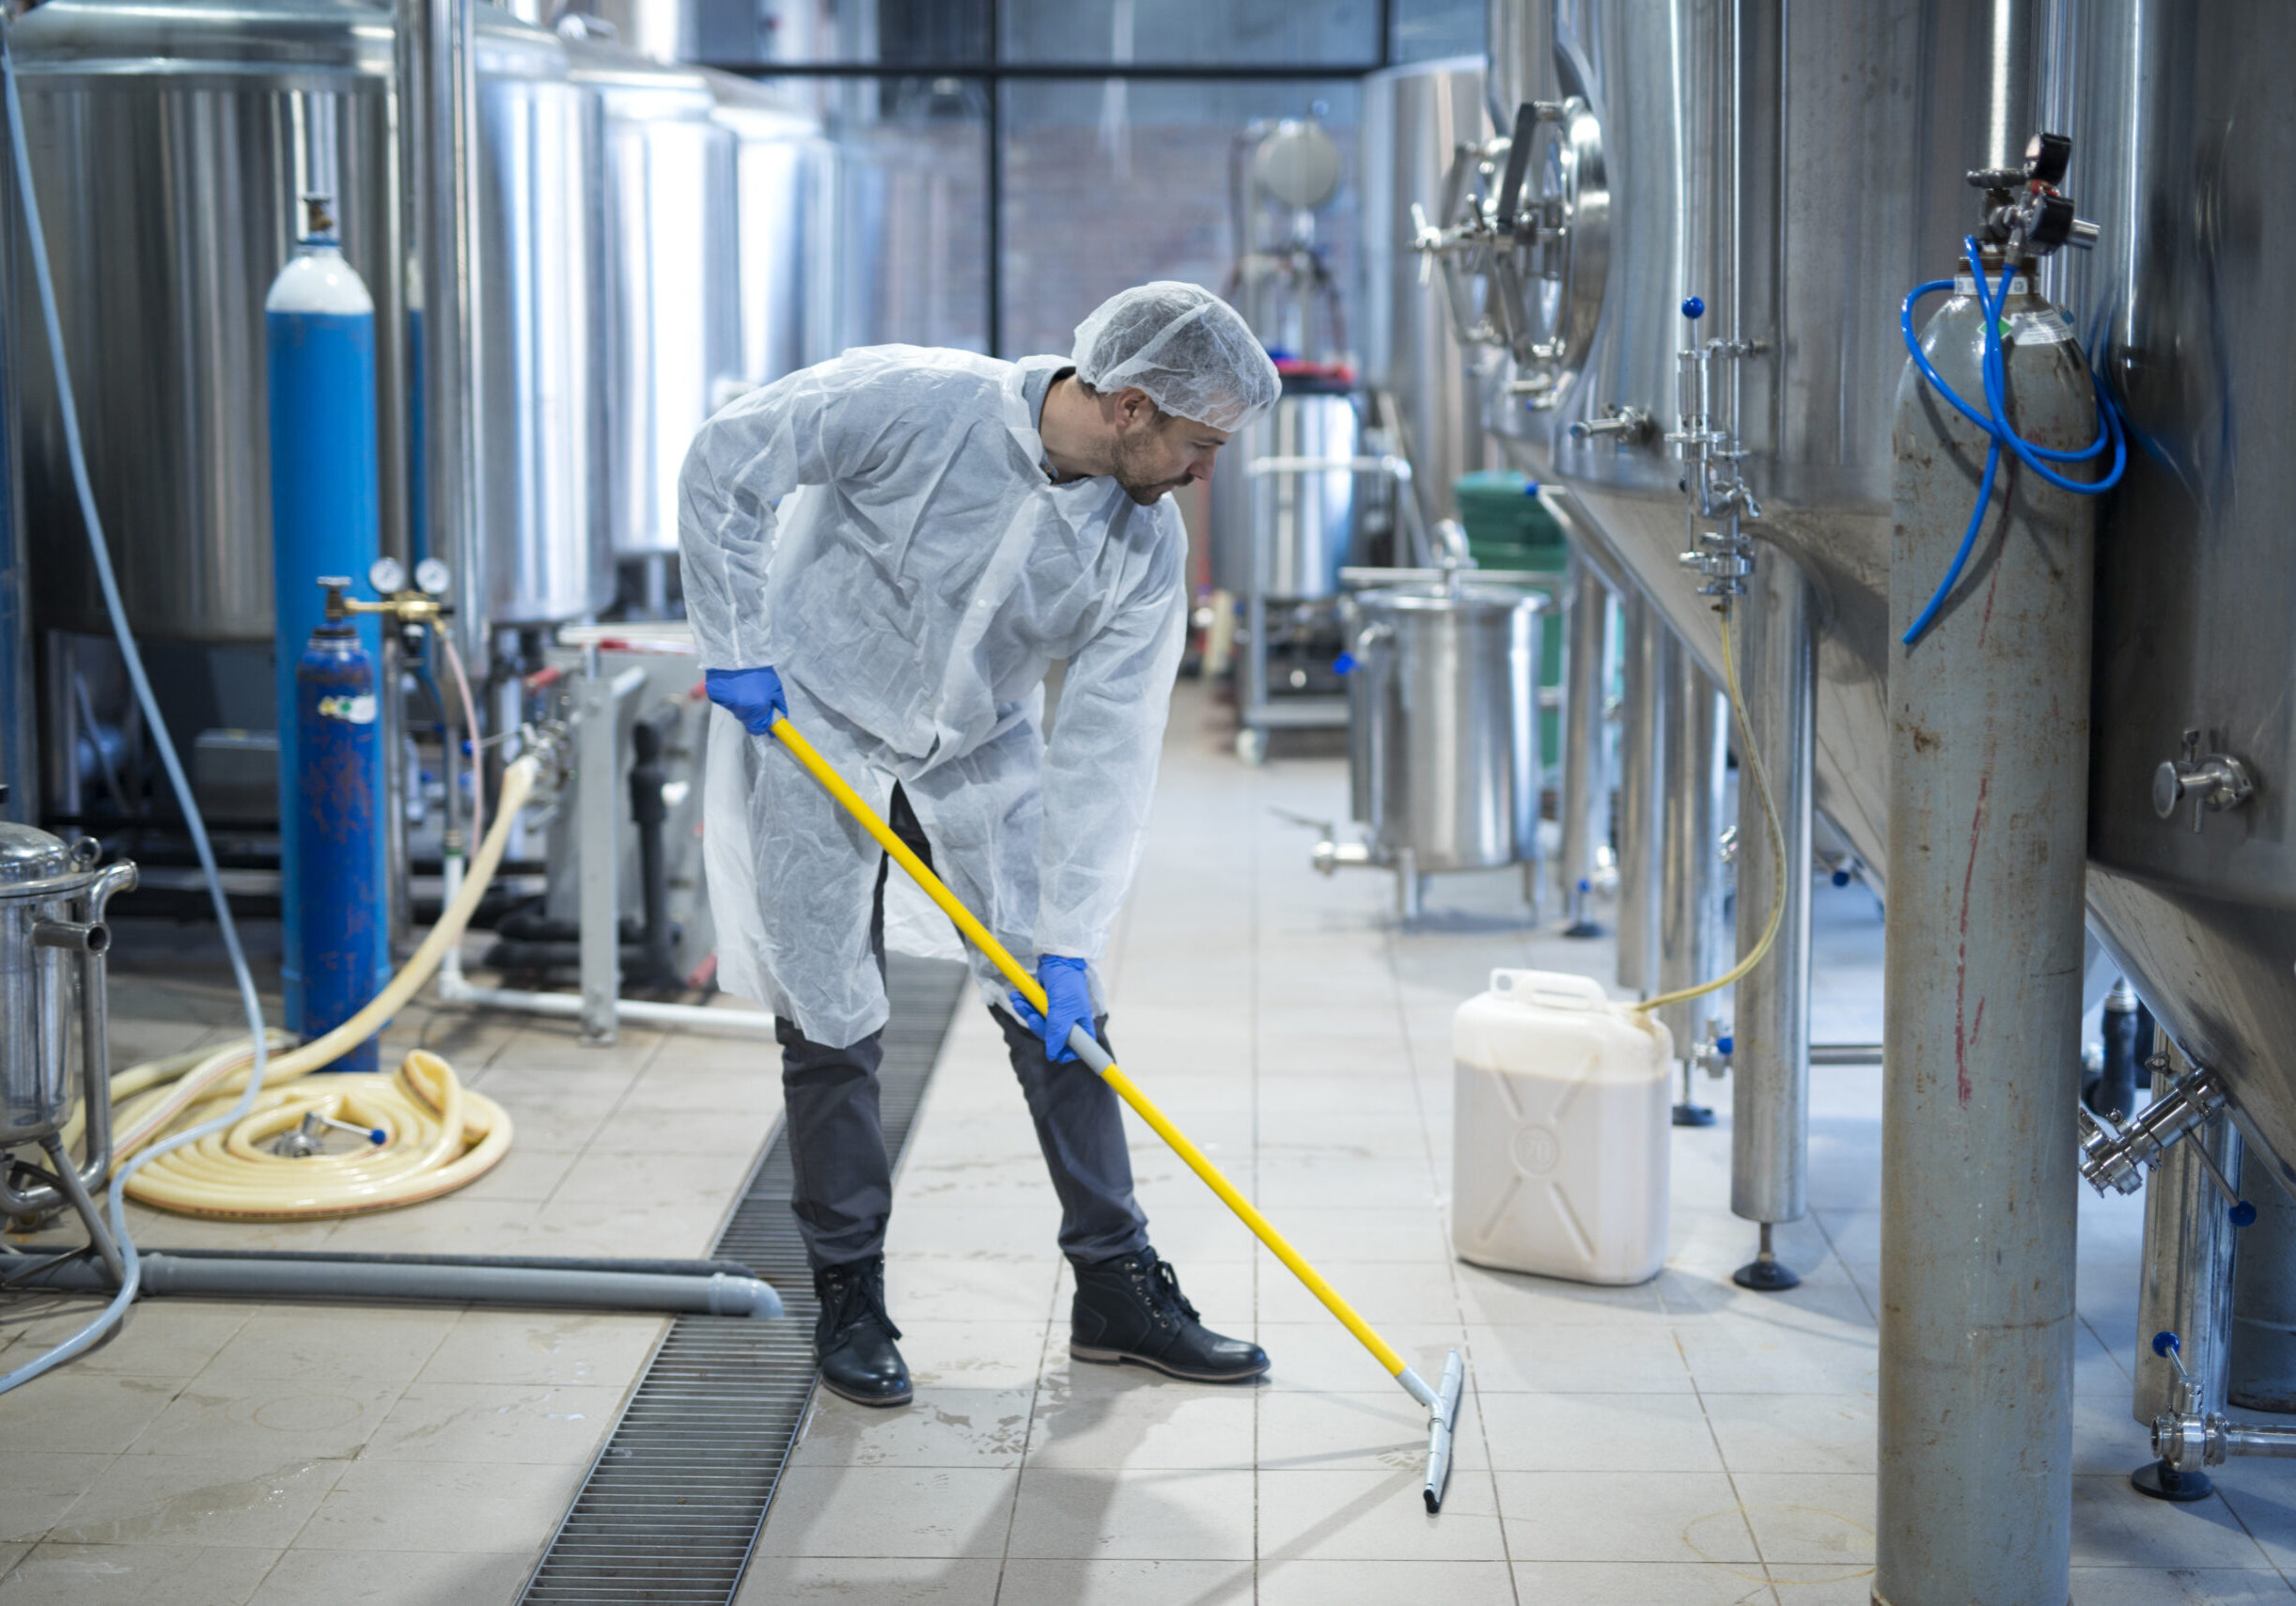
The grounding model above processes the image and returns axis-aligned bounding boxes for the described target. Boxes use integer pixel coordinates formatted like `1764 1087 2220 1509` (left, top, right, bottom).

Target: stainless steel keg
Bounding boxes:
0 822 135 1197
1346 582 1545 885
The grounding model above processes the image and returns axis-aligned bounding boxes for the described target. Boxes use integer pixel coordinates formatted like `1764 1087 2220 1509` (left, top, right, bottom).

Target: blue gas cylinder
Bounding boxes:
294 625 383 1075
268 198 386 1046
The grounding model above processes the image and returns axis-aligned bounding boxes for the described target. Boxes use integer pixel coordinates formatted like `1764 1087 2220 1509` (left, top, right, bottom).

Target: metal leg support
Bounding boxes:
1659 634 1722 1126
1730 554 1814 1289
578 663 622 1045
1616 596 1662 996
1557 550 1611 937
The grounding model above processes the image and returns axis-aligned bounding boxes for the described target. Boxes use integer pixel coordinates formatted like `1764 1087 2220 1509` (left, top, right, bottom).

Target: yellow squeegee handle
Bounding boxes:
770 718 1415 1386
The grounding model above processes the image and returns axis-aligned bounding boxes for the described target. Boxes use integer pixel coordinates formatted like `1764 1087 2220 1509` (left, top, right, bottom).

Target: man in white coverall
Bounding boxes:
680 283 1281 1407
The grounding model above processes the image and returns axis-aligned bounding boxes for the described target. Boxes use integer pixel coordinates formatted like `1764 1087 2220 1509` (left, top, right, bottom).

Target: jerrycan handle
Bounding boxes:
1490 969 1610 1012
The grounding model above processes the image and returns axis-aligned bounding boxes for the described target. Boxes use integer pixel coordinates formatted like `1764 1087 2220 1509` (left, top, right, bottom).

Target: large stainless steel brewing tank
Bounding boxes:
1361 57 1490 527
11 0 406 645
705 72 823 392
2056 0 2296 1184
473 9 612 625
1510 0 2031 881
564 38 740 560
1348 583 1542 873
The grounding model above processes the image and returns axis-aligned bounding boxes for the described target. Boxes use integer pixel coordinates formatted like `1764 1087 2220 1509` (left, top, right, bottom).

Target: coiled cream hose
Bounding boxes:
59 756 541 1221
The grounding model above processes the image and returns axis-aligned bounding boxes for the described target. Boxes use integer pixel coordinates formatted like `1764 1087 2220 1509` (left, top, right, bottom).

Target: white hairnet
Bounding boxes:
1070 282 1280 433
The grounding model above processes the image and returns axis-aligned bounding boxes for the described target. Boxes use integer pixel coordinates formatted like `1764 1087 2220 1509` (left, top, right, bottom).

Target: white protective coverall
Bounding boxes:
682 346 1187 1049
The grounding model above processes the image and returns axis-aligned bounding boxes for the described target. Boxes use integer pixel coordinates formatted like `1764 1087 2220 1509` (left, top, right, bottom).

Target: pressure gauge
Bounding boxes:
368 556 406 596
414 557 452 597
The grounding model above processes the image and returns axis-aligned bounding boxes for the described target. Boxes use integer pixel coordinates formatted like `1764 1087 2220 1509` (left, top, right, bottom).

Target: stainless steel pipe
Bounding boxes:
1657 638 1724 1056
1556 550 1611 932
1730 554 1813 1231
1615 593 1662 996
2134 1039 2242 1427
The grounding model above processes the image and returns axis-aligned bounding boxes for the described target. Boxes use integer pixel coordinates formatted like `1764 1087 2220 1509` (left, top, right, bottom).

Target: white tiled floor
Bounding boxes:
6 678 2295 1603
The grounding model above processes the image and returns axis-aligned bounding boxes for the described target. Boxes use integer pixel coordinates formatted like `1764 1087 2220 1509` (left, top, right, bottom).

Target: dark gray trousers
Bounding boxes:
776 786 1151 1272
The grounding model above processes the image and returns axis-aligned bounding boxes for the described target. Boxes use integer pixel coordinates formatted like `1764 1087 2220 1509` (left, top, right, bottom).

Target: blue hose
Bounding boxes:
0 27 274 1394
1898 241 2125 646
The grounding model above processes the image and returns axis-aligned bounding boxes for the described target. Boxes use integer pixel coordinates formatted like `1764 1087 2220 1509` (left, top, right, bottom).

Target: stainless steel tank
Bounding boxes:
1504 0 2024 886
14 0 612 639
11 0 407 645
1213 387 1360 600
705 70 823 392
563 33 741 560
2054 0 2296 1188
1347 582 1543 875
1361 56 1491 529
472 8 612 625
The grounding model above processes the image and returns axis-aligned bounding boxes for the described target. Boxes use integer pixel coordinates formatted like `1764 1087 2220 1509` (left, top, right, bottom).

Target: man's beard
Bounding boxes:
1111 429 1185 506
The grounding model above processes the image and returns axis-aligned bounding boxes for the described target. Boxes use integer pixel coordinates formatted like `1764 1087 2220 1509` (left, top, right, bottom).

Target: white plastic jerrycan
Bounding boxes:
1451 968 1675 1286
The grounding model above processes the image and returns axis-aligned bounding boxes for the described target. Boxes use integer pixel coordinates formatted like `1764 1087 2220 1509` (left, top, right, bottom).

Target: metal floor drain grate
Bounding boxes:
519 956 971 1605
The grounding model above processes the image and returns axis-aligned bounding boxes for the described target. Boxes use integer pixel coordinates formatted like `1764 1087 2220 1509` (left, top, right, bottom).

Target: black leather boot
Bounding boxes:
813 1256 912 1407
1070 1246 1269 1382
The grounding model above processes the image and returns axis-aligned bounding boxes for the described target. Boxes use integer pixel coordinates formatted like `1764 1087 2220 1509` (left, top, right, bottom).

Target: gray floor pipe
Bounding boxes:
14 1253 783 1318
130 1248 760 1280
1730 555 1815 1238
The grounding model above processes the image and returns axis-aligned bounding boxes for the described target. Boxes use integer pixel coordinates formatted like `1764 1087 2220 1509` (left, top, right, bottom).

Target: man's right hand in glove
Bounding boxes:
705 666 788 735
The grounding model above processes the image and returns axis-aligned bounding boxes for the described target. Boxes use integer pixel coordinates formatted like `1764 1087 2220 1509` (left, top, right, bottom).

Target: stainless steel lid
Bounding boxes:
9 0 397 80
0 821 74 888
1353 582 1548 616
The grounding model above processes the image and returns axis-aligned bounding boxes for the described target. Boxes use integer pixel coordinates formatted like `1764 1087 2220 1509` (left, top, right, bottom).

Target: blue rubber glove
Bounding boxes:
1010 954 1093 1064
705 665 787 735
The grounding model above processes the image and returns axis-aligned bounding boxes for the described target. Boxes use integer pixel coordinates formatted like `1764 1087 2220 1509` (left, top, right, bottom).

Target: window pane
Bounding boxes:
998 79 1361 362
1000 0 1379 68
1389 0 1485 64
662 0 990 70
820 76 992 352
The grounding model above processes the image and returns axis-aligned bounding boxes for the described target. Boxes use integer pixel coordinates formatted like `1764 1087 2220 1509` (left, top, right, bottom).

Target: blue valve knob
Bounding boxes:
1716 1035 1734 1056
1523 480 1542 496
2232 1200 2258 1229
1576 878 1591 894
1681 296 1706 320
1831 868 1853 887
1332 653 1356 677
2153 1331 2181 1358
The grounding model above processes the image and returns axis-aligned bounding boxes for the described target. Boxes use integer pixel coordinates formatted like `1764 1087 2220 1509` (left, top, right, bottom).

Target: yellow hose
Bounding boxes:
771 720 1416 1382
86 756 542 1220
1633 602 1788 1017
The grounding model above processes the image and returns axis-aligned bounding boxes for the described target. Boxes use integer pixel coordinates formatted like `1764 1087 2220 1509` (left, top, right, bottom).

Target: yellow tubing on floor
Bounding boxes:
64 756 541 1221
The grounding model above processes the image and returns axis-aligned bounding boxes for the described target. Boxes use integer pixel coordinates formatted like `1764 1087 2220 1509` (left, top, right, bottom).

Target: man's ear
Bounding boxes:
1116 387 1158 430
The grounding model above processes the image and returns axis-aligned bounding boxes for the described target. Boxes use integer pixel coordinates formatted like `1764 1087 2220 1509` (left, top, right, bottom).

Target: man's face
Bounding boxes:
1109 394 1232 507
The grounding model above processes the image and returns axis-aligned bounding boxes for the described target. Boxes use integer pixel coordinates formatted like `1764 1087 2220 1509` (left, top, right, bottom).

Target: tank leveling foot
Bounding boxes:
1671 1059 1715 1127
1732 1223 1801 1291
2131 1459 2214 1503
